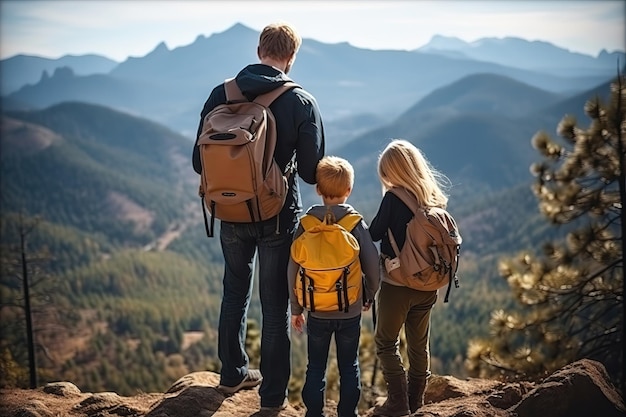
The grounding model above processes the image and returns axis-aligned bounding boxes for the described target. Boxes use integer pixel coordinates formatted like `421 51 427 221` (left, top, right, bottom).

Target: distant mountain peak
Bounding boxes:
220 22 256 35
153 41 169 52
204 22 256 43
229 22 251 31
421 35 469 50
52 66 75 79
471 36 555 49
145 41 169 57
430 34 464 42
422 35 562 53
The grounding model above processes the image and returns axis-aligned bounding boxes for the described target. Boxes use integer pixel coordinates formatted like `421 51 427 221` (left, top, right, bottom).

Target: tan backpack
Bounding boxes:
197 79 298 237
384 187 462 302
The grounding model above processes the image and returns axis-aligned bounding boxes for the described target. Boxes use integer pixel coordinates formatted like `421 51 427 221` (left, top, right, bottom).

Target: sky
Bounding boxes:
0 0 625 62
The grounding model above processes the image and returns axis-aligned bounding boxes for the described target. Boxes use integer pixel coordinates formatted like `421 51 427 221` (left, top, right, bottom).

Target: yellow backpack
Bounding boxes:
291 212 363 313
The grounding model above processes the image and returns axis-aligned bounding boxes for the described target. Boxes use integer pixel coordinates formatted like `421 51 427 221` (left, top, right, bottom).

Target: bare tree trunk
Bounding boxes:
615 71 625 396
19 215 37 389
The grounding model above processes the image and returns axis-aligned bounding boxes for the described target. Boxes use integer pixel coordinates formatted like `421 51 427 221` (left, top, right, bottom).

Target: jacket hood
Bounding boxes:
305 204 361 222
235 64 293 99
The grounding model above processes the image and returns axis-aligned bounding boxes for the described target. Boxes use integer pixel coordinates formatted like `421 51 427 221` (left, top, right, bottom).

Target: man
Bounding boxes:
192 22 325 410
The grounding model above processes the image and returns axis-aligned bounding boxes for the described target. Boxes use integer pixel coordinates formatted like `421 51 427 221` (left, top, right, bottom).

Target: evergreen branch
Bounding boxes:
479 353 527 376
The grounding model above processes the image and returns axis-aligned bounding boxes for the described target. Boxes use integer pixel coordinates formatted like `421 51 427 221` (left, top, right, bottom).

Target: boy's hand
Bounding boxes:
291 314 306 334
362 299 372 312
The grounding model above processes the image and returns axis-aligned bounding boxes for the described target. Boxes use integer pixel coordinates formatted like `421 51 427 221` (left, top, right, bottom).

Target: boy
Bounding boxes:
288 155 380 417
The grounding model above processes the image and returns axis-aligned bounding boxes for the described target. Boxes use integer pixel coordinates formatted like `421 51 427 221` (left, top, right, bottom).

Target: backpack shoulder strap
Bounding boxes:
254 81 300 107
299 214 321 231
224 78 246 102
337 213 362 232
388 187 420 214
387 187 419 258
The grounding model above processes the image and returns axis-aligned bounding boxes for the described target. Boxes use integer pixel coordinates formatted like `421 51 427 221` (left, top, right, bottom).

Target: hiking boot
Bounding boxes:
408 375 427 413
372 374 410 417
217 369 263 394
260 398 288 411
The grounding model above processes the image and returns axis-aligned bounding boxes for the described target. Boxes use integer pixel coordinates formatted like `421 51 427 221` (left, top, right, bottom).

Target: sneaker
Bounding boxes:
260 398 288 411
217 369 263 394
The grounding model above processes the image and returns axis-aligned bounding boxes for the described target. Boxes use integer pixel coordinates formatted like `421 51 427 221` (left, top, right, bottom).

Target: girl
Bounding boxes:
369 139 450 416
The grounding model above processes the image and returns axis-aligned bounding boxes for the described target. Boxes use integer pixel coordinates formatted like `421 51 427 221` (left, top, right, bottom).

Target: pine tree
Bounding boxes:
467 74 625 390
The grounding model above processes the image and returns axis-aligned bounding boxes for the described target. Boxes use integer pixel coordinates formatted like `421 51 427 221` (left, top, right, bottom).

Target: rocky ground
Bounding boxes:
0 359 624 417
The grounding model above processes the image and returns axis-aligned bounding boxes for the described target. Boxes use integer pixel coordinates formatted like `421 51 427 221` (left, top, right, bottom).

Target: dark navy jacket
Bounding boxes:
192 64 325 233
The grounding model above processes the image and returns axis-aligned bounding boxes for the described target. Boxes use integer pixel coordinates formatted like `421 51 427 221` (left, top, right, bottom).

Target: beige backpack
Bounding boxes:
384 187 462 302
197 79 298 237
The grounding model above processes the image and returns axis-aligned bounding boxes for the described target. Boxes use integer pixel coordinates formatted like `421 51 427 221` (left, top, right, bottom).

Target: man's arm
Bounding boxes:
288 226 305 316
294 92 325 184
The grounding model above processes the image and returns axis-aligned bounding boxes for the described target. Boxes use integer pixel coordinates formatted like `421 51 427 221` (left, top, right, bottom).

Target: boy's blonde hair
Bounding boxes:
316 156 354 199
377 139 449 208
258 22 302 61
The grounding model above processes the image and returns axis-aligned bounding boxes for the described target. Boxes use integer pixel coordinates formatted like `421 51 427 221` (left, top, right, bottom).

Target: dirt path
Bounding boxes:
143 202 201 251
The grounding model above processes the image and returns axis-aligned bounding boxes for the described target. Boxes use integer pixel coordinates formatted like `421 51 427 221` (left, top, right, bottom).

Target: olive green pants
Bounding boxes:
375 279 437 380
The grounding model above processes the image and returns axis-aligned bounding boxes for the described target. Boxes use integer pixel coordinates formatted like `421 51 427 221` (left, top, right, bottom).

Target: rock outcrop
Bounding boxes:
0 359 623 417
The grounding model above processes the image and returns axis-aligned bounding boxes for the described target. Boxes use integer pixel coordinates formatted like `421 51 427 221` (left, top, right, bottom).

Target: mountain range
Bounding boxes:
1 54 118 97
2 23 622 138
417 34 624 76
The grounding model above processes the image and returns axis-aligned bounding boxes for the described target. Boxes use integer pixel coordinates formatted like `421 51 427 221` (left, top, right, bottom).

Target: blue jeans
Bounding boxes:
302 314 361 417
218 220 293 408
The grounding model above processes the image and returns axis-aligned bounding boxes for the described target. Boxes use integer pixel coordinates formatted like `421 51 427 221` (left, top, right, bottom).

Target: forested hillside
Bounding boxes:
0 103 225 394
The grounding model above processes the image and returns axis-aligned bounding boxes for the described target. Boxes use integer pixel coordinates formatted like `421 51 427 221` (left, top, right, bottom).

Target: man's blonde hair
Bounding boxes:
258 22 302 61
316 156 354 199
377 139 449 208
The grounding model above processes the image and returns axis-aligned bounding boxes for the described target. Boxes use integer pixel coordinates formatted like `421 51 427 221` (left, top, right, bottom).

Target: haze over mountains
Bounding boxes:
2 23 622 137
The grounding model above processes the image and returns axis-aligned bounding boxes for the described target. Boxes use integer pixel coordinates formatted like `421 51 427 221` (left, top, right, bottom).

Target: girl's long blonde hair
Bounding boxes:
377 139 449 208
